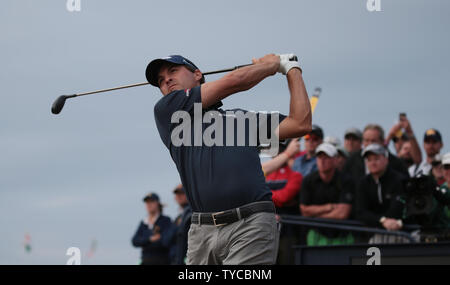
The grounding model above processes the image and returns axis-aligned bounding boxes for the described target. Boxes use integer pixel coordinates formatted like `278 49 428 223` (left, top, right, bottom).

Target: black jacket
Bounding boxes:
132 215 172 264
344 150 409 184
355 167 406 226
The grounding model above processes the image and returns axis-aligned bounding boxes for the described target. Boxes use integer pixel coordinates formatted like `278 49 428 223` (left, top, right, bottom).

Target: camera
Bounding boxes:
404 175 437 218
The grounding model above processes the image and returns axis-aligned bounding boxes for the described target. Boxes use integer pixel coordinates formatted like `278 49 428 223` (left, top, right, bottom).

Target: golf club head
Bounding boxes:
51 95 68 114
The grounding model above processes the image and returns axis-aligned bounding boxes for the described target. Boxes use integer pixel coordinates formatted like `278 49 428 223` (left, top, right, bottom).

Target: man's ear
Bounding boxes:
194 69 203 82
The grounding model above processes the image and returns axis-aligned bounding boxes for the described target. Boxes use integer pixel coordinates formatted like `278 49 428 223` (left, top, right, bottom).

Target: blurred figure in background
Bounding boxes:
336 146 349 172
262 139 303 264
167 184 192 265
404 153 450 233
385 114 422 169
397 140 416 168
442 154 450 187
343 127 363 154
263 139 303 209
441 153 450 222
132 193 172 265
324 136 349 172
324 136 341 148
292 125 324 177
344 124 409 185
299 143 355 246
431 154 445 186
355 144 407 244
392 133 409 154
410 129 444 177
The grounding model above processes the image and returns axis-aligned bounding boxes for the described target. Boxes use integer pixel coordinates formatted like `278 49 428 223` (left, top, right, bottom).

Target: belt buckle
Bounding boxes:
212 211 226 227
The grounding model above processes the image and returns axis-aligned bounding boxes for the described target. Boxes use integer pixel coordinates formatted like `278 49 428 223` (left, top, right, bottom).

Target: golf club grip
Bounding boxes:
202 64 252 76
203 56 298 76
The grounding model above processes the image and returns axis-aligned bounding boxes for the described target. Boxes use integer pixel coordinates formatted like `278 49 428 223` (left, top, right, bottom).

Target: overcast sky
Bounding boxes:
1 0 449 264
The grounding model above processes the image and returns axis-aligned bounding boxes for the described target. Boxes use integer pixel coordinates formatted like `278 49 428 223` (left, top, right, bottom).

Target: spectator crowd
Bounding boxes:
131 116 450 265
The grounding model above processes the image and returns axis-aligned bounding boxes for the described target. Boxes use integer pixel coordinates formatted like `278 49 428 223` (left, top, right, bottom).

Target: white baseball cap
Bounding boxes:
324 136 342 147
362 143 388 158
315 143 338 157
442 153 450 166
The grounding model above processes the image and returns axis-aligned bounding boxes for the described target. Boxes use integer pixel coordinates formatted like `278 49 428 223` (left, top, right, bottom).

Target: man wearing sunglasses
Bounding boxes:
291 125 324 178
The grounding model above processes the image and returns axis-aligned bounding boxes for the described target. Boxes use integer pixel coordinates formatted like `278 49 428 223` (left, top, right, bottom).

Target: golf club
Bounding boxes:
51 56 298 115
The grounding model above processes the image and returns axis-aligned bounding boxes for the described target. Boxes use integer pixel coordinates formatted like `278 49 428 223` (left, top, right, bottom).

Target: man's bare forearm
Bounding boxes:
261 152 290 176
200 55 278 108
407 132 422 165
277 69 312 140
300 204 332 217
287 69 311 125
318 204 351 220
224 62 278 93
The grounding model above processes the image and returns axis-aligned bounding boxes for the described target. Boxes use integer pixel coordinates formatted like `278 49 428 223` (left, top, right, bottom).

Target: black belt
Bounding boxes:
191 201 275 227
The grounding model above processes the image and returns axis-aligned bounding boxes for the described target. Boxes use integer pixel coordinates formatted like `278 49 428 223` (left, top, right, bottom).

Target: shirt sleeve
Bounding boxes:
131 222 150 247
271 170 303 208
147 217 173 249
154 86 202 148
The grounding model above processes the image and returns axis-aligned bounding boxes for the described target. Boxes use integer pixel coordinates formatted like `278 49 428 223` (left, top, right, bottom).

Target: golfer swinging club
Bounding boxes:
146 53 311 265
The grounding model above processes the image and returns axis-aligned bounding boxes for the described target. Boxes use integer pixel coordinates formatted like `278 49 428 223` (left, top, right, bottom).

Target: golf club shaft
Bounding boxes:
70 64 253 98
71 82 150 98
201 63 252 76
52 56 298 114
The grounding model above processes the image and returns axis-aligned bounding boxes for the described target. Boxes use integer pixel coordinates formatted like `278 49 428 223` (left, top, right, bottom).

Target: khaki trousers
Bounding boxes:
186 211 279 265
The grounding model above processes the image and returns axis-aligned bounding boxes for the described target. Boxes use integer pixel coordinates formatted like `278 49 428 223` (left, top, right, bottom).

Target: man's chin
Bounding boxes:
169 86 182 93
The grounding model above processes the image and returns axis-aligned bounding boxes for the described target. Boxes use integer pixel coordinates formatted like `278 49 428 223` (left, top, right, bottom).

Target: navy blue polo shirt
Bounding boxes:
154 86 286 212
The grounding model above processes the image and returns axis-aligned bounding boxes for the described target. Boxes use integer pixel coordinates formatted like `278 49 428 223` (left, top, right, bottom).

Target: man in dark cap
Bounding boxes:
167 184 192 265
146 53 312 264
343 124 409 186
291 125 323 177
343 127 363 154
409 128 444 177
131 193 173 265
355 144 407 243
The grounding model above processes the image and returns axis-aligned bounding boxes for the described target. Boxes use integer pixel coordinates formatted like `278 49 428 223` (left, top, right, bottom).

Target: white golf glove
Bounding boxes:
279 53 296 62
277 53 302 75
